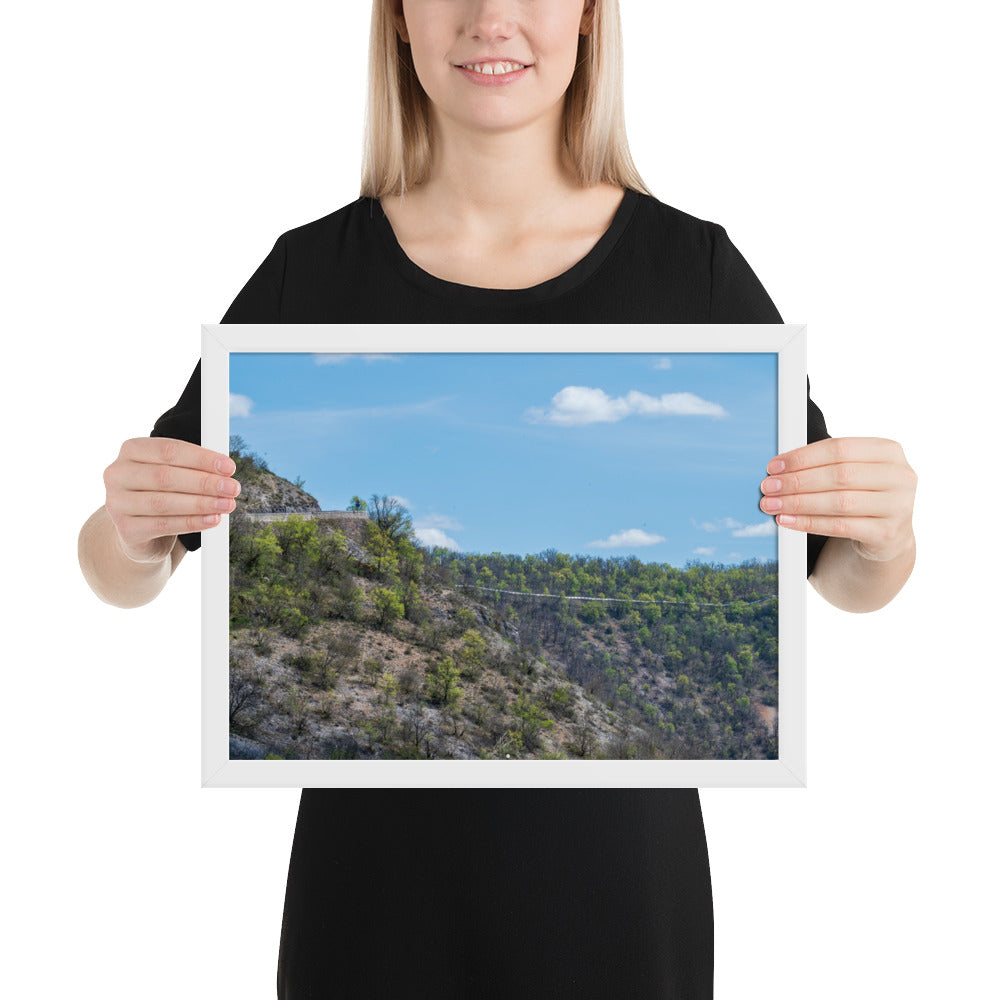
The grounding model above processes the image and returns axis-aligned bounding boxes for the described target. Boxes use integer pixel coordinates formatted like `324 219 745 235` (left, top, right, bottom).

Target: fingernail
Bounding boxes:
767 459 785 474
215 458 234 474
761 478 782 493
761 497 782 512
214 497 233 512
203 513 221 526
777 513 796 525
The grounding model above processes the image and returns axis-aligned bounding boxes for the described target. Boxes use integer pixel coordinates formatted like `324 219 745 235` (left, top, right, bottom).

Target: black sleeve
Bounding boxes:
805 377 831 578
708 225 782 323
149 361 203 552
147 234 289 551
707 224 831 575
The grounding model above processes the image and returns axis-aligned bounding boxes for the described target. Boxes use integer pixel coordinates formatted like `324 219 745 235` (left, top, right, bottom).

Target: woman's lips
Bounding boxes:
454 64 531 87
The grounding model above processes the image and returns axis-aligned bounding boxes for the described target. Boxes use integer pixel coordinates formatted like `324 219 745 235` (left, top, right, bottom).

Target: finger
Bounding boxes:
110 461 242 499
761 463 901 497
115 511 229 551
760 490 896 519
120 437 236 477
773 512 885 541
767 437 904 475
112 490 239 519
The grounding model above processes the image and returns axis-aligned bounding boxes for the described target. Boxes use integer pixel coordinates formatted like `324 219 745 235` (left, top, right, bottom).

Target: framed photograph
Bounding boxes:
202 324 806 788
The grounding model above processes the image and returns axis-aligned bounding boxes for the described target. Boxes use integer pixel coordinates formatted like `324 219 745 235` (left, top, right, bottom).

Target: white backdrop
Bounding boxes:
4 2 996 997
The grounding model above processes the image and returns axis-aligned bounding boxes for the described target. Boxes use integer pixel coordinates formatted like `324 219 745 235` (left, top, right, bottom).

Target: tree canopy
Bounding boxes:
368 494 413 542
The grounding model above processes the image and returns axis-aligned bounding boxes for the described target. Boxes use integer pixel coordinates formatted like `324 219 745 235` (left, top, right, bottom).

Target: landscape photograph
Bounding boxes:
226 351 780 762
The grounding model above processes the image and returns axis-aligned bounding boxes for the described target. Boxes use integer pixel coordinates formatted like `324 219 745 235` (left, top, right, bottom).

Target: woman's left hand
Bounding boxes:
759 437 917 562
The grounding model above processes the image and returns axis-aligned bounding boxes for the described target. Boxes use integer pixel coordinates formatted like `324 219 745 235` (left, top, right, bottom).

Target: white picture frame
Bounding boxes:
202 324 807 788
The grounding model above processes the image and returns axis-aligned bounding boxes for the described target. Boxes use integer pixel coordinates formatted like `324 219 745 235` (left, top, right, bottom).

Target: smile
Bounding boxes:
457 61 528 75
454 62 532 87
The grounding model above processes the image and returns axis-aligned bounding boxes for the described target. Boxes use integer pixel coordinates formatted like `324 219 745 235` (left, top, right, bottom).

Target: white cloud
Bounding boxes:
731 521 777 538
313 354 401 365
229 393 253 418
587 528 666 549
693 547 716 557
414 513 464 532
415 528 461 551
526 386 726 426
653 358 673 370
691 517 756 538
388 495 411 509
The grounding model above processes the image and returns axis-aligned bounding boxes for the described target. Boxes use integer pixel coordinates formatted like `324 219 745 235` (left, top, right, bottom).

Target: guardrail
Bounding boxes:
241 510 372 524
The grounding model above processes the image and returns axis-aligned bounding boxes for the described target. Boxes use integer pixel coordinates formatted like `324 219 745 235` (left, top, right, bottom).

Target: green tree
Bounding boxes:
396 536 423 583
364 521 397 579
368 494 413 543
372 587 404 629
376 669 399 706
332 575 362 621
578 601 605 625
273 515 320 578
426 656 461 707
512 692 551 751
458 629 487 672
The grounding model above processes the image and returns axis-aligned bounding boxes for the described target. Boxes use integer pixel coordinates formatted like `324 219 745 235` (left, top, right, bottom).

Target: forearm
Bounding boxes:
808 533 916 613
78 506 187 609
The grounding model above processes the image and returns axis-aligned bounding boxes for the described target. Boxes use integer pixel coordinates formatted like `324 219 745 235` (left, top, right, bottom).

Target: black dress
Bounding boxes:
152 188 830 999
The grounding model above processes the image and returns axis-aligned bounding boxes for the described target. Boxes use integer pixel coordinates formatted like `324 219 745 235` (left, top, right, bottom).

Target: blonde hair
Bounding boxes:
360 0 651 199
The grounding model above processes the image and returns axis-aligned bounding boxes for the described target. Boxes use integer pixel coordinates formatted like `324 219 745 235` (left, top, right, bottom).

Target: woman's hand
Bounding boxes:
759 437 917 612
103 437 241 562
759 437 916 560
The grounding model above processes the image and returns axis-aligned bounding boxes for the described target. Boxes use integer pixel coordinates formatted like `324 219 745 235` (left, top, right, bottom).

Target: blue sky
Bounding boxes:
230 352 778 567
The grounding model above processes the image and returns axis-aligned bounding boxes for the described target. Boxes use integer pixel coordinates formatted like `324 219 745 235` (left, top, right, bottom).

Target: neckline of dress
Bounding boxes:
368 188 640 305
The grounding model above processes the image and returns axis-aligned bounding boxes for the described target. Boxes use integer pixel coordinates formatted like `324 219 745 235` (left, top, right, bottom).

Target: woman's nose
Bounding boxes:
464 0 518 43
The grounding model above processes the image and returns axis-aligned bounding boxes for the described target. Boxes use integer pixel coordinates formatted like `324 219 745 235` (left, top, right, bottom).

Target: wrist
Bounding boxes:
116 529 177 566
850 528 916 564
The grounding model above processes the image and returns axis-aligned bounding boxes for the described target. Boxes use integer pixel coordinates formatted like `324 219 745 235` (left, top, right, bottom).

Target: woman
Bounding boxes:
79 1 916 995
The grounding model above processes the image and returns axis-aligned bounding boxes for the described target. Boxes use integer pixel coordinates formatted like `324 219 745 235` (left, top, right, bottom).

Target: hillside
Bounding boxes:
226 450 779 762
229 436 320 513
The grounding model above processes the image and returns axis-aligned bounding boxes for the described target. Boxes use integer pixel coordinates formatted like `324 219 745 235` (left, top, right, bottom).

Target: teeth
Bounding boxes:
463 61 525 75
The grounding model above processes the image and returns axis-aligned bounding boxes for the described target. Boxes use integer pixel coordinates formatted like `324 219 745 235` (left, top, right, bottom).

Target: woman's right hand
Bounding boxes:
103 437 241 562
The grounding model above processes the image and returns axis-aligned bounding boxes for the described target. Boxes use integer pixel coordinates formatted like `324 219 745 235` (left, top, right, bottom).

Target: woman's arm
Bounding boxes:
760 437 917 613
78 506 188 609
807 533 916 613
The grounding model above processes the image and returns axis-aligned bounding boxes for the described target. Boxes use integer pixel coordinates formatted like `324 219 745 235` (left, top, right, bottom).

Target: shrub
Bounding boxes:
332 576 362 622
323 633 361 682
402 581 430 624
279 605 310 639
454 608 477 631
397 664 422 698
362 658 383 686
229 652 265 727
376 670 399 706
282 649 325 675
544 684 574 718
250 630 275 657
493 729 524 759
